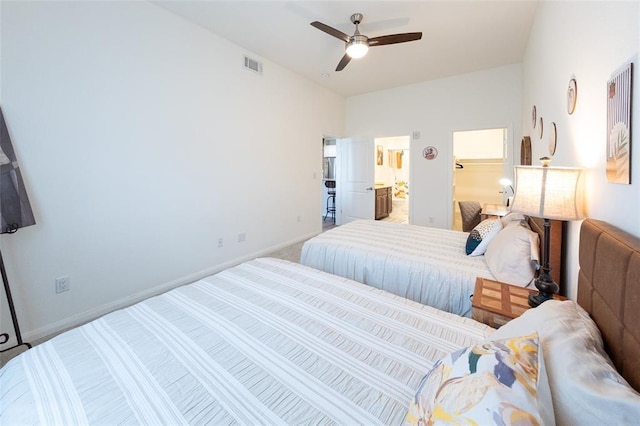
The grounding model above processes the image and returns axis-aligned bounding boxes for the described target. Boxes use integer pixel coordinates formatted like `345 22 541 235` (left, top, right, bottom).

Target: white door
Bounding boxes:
336 137 375 225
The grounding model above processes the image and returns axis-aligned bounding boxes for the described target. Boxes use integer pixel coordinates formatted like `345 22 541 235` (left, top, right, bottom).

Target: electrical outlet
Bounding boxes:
217 237 224 248
55 276 70 294
297 215 301 222
238 232 246 242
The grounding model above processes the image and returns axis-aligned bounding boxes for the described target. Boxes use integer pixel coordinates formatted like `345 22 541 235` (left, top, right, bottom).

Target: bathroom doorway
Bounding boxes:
375 135 410 224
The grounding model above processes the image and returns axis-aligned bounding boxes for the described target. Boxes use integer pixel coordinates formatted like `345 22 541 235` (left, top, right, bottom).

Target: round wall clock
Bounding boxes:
567 78 577 114
538 117 544 139
531 105 537 128
549 122 557 155
422 146 438 160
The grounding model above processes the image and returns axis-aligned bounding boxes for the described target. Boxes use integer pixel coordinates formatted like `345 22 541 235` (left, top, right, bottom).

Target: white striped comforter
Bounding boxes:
300 220 496 316
0 258 493 425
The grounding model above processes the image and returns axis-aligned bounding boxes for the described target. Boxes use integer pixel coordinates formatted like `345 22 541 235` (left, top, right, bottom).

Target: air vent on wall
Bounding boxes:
243 55 263 75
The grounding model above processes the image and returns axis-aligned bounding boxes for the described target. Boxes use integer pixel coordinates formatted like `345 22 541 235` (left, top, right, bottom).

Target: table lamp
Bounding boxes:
510 164 584 307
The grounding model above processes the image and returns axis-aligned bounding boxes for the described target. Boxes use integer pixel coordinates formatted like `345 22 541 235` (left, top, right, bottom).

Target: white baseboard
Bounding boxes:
23 232 317 343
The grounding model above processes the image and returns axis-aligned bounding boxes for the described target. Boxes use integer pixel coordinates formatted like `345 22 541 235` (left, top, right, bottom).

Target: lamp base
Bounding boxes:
528 275 559 308
528 291 554 308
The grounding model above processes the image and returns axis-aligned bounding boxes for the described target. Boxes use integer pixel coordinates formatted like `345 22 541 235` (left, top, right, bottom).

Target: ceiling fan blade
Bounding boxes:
310 21 350 42
369 32 422 46
335 53 352 72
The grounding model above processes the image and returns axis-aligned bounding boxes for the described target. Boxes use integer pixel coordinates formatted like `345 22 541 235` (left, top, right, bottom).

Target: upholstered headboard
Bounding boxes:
578 218 640 391
528 217 566 290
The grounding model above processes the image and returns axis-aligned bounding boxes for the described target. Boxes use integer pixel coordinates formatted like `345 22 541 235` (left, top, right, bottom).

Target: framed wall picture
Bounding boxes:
376 145 383 165
606 62 633 184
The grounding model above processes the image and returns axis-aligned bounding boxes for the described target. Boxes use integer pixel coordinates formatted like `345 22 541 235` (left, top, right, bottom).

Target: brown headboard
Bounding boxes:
528 217 566 291
578 218 640 391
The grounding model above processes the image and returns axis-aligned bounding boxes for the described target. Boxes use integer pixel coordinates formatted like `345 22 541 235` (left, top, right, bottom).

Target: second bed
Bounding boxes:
301 218 563 316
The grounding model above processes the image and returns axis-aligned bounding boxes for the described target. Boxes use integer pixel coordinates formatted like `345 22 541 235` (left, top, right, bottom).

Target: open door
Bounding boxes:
452 128 508 231
336 137 375 225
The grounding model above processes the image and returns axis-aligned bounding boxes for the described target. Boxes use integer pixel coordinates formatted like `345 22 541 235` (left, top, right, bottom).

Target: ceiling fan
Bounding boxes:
311 13 422 72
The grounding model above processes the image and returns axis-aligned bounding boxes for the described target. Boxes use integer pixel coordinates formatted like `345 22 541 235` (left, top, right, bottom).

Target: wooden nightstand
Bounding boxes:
472 277 567 328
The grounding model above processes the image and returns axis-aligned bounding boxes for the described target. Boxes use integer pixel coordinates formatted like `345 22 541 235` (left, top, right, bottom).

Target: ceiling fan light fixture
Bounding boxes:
346 35 369 58
311 13 421 71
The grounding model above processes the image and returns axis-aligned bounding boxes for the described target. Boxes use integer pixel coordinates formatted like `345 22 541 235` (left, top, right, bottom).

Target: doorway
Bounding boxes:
321 138 337 230
452 128 508 231
375 136 410 224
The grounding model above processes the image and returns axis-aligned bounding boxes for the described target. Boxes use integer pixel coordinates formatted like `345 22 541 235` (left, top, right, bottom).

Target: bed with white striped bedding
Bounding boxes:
0 258 493 425
300 220 496 316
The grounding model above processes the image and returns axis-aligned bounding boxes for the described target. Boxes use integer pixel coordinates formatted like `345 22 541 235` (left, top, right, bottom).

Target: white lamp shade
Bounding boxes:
511 166 585 221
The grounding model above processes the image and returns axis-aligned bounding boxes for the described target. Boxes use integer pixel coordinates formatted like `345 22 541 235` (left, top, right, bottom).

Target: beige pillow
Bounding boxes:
500 211 528 227
484 223 539 286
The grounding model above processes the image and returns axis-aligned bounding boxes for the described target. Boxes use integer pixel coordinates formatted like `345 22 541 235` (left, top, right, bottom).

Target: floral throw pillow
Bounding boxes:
405 333 549 426
465 218 502 256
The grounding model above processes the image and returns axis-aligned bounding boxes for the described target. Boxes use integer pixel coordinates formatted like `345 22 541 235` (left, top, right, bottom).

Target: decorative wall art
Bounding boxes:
376 145 383 165
531 106 537 128
388 149 404 169
422 146 438 160
521 136 532 165
567 78 577 114
548 122 557 156
538 117 544 139
606 62 633 184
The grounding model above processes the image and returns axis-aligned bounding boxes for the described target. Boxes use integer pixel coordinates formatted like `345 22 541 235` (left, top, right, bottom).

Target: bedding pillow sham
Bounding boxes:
484 222 539 287
491 300 640 425
405 333 554 426
465 218 502 256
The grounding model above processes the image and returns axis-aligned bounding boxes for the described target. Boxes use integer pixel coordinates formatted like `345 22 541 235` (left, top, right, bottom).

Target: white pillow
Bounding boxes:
465 218 502 256
491 300 640 425
484 223 539 286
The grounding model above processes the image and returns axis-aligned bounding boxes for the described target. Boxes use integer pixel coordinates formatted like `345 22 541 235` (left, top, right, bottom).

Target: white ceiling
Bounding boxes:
153 1 539 97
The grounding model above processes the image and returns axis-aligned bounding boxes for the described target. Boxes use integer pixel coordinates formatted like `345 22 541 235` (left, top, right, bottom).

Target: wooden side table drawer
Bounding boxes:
472 308 513 328
471 277 566 328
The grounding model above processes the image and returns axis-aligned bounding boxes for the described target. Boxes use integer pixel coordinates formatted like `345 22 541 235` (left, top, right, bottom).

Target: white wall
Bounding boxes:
453 128 504 159
346 64 522 228
0 1 344 342
521 1 639 299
